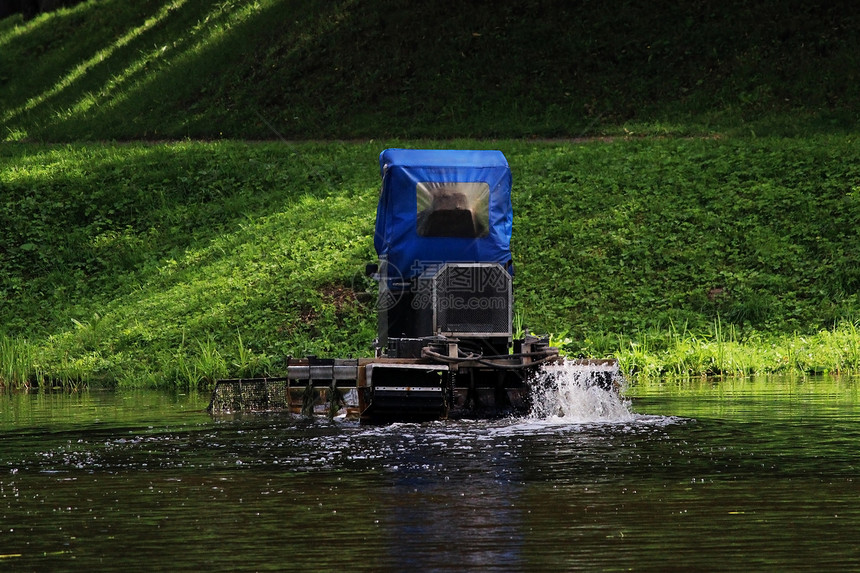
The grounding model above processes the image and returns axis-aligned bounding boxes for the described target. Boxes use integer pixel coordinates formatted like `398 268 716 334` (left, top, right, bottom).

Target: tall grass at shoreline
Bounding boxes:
602 319 860 381
0 334 40 388
6 323 860 391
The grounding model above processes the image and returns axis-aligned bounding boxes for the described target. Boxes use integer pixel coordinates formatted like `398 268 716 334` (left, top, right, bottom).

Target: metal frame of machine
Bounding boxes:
209 149 617 422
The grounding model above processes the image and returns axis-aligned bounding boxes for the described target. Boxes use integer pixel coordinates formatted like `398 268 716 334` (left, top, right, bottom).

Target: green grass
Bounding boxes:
601 318 860 380
0 334 41 388
2 2 860 388
1 138 859 388
1 0 858 141
511 136 860 336
1 140 381 388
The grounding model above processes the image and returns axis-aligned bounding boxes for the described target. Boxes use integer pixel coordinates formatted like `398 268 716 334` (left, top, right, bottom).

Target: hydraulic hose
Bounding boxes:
420 347 560 370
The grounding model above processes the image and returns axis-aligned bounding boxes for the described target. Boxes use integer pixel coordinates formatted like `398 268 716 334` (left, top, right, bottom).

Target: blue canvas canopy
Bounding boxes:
375 149 513 282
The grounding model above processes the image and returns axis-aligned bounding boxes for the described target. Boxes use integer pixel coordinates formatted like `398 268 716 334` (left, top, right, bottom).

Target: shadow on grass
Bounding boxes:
2 0 858 141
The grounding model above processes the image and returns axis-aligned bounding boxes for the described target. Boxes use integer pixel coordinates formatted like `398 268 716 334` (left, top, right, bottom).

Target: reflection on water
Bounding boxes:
2 377 860 571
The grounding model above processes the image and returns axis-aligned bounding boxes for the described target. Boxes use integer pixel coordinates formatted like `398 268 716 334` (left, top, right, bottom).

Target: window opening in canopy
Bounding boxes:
416 181 490 238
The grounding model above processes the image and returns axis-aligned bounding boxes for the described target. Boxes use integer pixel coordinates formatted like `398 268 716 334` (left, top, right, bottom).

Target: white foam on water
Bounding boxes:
526 360 636 425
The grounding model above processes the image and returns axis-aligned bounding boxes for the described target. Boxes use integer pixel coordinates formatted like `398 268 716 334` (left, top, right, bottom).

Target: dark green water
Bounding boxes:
2 375 859 571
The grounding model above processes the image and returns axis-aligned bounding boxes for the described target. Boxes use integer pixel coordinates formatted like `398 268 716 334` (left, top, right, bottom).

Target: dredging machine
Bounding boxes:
209 149 618 422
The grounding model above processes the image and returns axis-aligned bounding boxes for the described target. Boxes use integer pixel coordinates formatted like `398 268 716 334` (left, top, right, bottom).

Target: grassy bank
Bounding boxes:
2 137 859 388
3 1 860 387
1 0 858 141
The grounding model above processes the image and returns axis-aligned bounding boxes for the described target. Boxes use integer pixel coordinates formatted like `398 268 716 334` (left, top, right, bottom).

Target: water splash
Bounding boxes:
527 360 636 424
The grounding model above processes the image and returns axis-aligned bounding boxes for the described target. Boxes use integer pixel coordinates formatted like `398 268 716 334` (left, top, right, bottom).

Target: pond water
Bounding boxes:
2 373 859 571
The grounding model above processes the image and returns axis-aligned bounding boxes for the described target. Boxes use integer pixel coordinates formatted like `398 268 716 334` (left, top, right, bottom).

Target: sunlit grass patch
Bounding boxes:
602 319 860 381
2 138 860 388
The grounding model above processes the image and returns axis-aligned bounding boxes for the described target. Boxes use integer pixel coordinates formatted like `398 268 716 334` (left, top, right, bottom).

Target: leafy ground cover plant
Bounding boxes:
1 137 859 388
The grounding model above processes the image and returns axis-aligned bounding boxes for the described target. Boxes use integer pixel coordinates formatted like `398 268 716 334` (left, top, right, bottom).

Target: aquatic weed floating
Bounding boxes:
209 149 621 423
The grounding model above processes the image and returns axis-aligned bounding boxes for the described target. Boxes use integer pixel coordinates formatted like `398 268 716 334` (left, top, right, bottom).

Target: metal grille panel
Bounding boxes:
433 263 512 336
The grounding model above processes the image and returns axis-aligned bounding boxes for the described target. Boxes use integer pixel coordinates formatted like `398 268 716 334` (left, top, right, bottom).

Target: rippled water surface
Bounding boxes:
2 375 860 571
